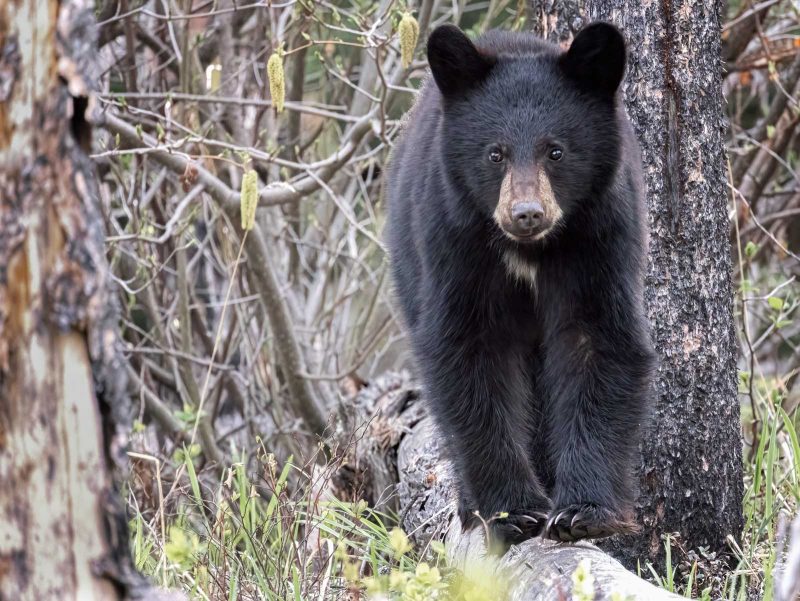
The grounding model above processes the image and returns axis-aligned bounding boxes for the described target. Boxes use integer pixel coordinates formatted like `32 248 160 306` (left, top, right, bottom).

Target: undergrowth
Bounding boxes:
126 269 800 600
126 438 509 600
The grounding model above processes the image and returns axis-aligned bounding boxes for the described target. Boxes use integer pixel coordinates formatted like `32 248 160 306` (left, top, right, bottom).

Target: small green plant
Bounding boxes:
572 559 595 601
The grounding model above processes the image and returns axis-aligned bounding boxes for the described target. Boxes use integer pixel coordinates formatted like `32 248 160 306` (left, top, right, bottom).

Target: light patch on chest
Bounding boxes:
502 250 538 291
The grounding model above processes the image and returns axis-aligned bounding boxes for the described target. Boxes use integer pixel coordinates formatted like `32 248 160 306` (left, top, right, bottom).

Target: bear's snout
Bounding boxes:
494 167 563 242
509 201 546 238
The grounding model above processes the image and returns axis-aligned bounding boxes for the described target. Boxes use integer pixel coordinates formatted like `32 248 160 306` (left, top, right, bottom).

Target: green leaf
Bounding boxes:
165 526 202 569
572 559 596 601
388 527 411 557
779 408 800 488
738 371 751 393
766 124 776 139
174 409 197 424
184 445 203 509
767 296 784 311
745 241 758 258
740 278 756 294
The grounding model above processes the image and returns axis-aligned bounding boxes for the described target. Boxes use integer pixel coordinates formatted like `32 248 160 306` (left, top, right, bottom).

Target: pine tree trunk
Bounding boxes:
0 1 176 598
530 0 744 568
528 0 587 44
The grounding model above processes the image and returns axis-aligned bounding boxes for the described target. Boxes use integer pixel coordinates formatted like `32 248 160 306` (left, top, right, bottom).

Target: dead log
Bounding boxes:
347 374 684 601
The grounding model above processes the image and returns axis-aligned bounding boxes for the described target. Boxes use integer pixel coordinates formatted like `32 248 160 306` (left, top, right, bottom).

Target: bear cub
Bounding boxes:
386 22 656 549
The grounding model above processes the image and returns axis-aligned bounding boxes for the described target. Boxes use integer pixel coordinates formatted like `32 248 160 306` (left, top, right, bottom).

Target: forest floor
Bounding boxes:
126 377 800 601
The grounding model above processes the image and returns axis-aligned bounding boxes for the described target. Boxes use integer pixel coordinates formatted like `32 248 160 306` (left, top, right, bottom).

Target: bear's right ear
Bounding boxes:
427 25 495 97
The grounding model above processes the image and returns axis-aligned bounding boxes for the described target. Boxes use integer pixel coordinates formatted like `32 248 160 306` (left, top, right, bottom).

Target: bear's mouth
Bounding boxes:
501 225 554 244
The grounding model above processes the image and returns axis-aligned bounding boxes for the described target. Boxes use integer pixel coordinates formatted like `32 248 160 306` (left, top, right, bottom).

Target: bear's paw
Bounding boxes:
482 509 549 552
544 503 637 542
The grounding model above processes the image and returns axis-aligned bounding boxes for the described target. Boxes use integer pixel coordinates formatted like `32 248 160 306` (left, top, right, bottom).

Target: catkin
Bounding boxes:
206 63 221 93
240 169 258 231
267 51 285 113
399 13 419 69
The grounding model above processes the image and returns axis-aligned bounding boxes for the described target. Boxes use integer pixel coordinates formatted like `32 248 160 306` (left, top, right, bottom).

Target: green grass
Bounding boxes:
127 159 800 601
126 316 800 600
127 441 507 600
126 276 800 600
640 360 800 600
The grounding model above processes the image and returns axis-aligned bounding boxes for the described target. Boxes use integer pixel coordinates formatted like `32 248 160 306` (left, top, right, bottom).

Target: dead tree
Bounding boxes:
0 0 178 598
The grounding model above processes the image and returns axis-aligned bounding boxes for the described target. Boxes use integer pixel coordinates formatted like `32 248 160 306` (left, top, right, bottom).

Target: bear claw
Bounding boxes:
543 503 636 542
487 509 549 551
519 512 548 524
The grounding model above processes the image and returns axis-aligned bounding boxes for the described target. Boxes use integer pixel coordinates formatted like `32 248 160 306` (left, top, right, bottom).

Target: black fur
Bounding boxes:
427 24 496 97
386 23 656 550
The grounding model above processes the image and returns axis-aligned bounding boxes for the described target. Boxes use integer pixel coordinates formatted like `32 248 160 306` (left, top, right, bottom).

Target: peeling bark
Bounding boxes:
0 1 179 598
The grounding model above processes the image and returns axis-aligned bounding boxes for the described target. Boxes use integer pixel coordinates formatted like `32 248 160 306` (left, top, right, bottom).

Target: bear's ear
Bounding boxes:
559 22 626 96
427 25 495 97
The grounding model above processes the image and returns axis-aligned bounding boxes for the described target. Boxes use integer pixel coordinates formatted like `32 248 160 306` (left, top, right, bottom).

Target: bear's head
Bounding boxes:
427 22 626 244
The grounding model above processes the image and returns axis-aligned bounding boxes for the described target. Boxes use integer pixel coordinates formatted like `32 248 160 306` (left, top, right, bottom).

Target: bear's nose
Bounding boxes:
511 202 544 232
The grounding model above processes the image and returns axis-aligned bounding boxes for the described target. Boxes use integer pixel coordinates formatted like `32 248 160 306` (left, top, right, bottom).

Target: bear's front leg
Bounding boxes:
541 319 655 543
416 332 551 551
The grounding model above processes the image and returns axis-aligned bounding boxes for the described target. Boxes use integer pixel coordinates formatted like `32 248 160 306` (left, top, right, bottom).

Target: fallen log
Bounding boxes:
345 373 684 601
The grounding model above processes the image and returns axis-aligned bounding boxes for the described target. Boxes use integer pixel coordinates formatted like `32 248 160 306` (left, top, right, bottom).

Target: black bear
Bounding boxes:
386 22 656 548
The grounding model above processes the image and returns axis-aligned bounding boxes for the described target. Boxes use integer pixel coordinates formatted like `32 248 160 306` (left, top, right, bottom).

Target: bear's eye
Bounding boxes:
548 147 564 161
488 147 504 163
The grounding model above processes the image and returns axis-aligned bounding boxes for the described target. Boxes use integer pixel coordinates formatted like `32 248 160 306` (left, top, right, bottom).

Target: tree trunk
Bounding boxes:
528 0 588 45
531 0 744 568
0 1 177 598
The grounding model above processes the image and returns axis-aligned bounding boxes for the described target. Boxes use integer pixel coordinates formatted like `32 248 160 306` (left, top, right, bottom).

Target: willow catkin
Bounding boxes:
267 50 285 113
398 13 419 69
240 169 258 231
206 63 221 93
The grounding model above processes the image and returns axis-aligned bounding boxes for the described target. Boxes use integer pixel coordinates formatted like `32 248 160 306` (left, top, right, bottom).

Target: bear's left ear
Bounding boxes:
558 22 626 96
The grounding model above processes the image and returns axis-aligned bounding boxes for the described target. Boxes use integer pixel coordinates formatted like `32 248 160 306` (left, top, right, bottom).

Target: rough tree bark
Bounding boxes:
529 0 744 568
0 0 178 598
528 0 588 45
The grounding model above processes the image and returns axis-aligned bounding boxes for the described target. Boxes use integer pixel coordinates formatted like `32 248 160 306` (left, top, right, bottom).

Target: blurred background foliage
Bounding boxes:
89 0 800 598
